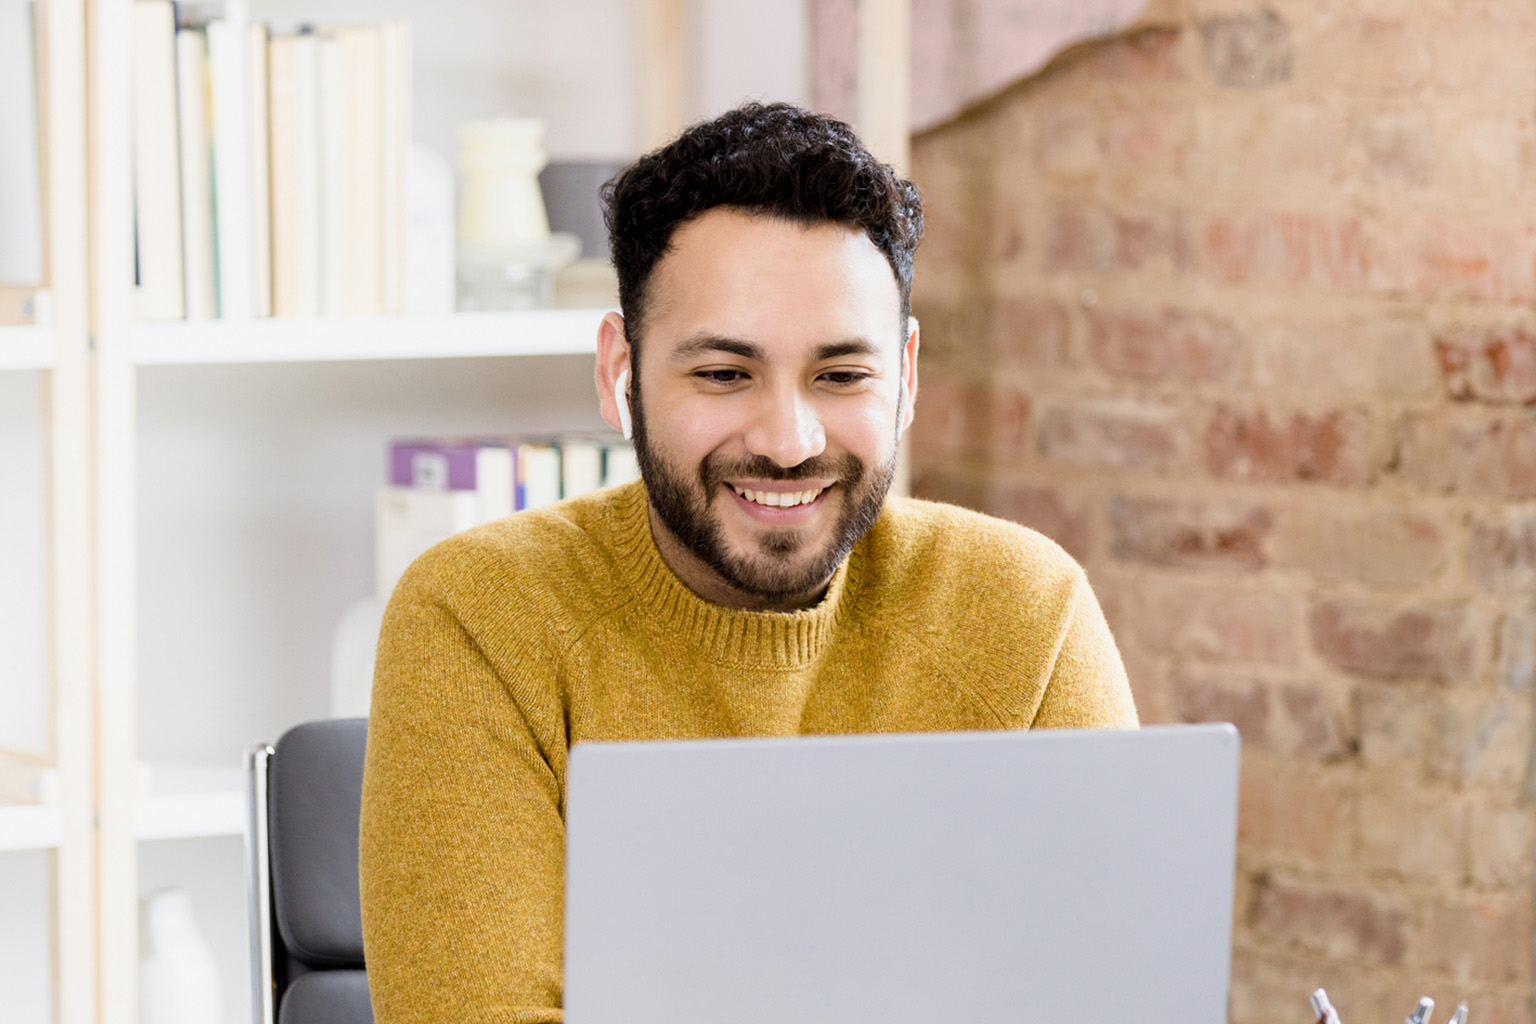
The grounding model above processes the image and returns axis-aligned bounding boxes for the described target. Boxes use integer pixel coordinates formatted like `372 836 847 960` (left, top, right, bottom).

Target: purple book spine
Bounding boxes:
389 441 498 490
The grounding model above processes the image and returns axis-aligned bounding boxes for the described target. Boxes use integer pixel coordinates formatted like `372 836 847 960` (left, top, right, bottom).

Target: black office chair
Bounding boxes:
246 718 373 1024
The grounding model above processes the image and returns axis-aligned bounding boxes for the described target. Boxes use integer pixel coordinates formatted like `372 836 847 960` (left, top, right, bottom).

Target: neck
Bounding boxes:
645 503 832 612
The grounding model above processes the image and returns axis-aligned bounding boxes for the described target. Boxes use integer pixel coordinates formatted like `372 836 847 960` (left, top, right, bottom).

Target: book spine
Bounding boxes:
130 0 184 321
206 3 255 319
316 33 348 316
338 26 384 316
175 27 217 320
247 21 272 317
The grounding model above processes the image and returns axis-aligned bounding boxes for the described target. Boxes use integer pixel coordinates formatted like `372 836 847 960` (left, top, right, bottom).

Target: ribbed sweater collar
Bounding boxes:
604 481 864 670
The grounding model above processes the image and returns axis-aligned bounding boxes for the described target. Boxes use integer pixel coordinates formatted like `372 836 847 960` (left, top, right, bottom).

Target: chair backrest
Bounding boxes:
247 718 373 1024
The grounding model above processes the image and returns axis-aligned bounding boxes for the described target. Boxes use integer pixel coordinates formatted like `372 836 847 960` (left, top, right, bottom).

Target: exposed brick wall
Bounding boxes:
907 3 1536 1020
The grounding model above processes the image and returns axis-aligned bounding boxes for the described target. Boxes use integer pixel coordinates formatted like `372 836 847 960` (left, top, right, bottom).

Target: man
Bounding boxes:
360 103 1136 1024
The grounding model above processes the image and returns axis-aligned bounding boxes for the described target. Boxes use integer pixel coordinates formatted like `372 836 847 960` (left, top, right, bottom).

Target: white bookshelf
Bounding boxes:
0 326 55 370
129 309 605 365
0 805 62 853
133 763 247 842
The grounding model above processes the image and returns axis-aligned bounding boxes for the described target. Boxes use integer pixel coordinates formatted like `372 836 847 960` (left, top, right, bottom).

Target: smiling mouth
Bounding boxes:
729 484 827 509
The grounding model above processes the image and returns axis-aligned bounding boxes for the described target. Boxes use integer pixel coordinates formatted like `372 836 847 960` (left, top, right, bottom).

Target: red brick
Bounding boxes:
1036 398 1188 470
1073 26 1186 82
1085 306 1244 384
1425 696 1527 787
909 469 1092 561
1109 495 1271 571
1200 213 1367 290
1171 671 1268 742
1198 11 1293 90
1347 111 1432 187
1138 578 1299 666
1394 412 1536 499
1308 17 1426 94
1046 204 1188 275
1414 900 1532 983
1357 683 1436 772
1207 405 1371 487
1254 319 1436 400
1274 504 1444 590
1468 513 1536 595
1102 109 1193 184
1309 599 1476 684
1500 611 1535 692
909 379 1031 464
1174 671 1347 760
1436 326 1536 404
1248 876 1406 964
1034 105 1101 181
1237 760 1355 862
1358 790 1465 882
988 296 1071 369
1467 801 1535 888
1366 218 1536 304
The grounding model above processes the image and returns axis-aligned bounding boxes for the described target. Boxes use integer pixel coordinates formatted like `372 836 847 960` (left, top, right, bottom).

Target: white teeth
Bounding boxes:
732 485 824 508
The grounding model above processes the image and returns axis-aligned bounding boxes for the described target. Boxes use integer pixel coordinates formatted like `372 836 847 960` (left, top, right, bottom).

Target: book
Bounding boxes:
267 31 321 317
206 2 255 319
561 439 603 498
390 439 514 523
247 21 272 317
130 0 184 321
337 24 384 316
374 486 480 600
316 32 348 316
602 443 641 488
175 25 217 320
379 20 410 315
516 442 561 510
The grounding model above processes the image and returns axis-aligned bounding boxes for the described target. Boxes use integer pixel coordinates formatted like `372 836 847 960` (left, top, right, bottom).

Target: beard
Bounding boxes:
631 391 897 603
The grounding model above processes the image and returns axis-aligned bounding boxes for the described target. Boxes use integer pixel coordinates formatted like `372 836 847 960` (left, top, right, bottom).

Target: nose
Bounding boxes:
744 383 827 468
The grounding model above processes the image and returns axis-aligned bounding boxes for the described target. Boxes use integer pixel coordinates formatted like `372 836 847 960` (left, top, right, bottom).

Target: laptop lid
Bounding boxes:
565 724 1240 1024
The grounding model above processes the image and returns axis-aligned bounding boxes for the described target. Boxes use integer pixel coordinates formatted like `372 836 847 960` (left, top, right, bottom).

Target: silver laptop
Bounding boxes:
565 724 1240 1024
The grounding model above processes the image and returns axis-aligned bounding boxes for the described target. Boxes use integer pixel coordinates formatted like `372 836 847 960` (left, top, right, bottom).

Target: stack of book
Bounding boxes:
375 435 642 599
130 0 409 321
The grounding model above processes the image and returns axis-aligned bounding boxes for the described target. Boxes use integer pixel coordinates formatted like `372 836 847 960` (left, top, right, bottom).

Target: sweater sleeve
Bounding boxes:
359 560 568 1024
1030 572 1139 730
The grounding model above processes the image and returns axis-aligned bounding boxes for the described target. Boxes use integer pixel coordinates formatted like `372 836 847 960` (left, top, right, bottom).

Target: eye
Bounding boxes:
695 368 749 385
819 370 872 388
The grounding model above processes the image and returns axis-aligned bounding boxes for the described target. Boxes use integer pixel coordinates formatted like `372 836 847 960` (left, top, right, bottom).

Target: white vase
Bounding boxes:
139 888 222 1024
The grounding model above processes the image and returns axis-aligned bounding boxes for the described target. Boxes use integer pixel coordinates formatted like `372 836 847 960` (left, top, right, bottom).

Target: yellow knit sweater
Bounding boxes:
359 481 1137 1024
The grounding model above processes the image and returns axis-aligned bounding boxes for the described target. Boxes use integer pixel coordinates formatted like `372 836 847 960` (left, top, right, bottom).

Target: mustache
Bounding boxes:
700 452 863 489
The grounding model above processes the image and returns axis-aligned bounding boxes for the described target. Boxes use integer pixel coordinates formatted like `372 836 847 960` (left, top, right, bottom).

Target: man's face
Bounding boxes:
627 208 913 612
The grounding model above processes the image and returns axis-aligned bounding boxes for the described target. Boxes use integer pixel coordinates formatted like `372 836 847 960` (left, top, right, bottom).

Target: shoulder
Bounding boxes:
865 496 1087 598
392 483 637 629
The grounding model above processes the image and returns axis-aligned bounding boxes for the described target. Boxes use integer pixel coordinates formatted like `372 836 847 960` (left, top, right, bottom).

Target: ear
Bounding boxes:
595 312 633 437
898 315 919 434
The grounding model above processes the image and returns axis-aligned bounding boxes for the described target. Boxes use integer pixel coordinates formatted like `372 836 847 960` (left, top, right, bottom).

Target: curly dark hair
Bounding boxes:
601 102 924 349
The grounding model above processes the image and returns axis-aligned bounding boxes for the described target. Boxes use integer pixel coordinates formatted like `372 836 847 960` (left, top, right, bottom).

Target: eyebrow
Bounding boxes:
669 334 883 362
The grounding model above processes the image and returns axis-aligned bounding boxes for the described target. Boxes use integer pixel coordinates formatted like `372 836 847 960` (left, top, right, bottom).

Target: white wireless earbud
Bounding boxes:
614 368 633 441
899 377 909 407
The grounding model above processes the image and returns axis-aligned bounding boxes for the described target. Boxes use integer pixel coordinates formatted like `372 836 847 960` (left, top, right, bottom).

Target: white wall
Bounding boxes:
690 0 808 122
0 0 43 284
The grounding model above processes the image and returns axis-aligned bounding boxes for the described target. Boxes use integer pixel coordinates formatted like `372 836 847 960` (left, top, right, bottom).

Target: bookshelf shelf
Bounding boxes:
128 309 606 365
133 763 246 842
0 804 61 852
0 326 56 371
136 791 245 842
